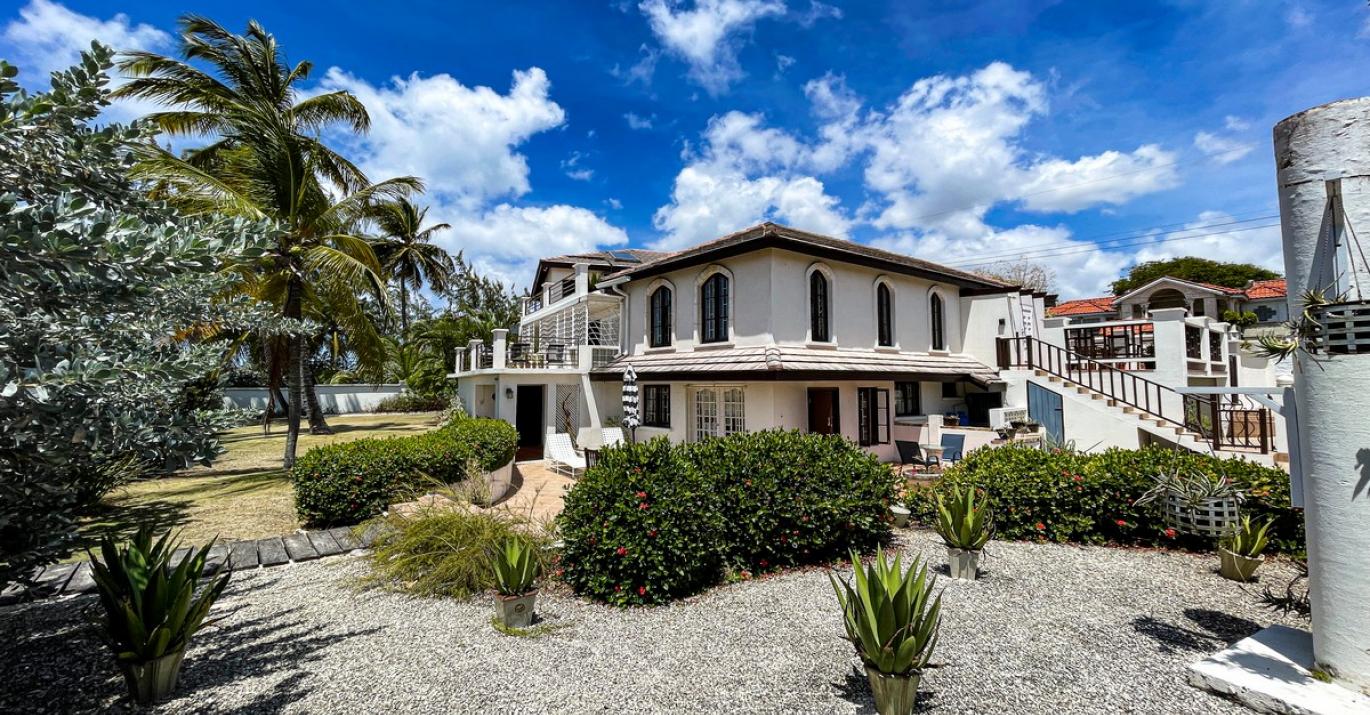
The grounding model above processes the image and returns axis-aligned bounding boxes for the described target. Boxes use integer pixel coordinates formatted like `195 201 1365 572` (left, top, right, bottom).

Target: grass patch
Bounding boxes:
70 413 440 558
490 617 571 638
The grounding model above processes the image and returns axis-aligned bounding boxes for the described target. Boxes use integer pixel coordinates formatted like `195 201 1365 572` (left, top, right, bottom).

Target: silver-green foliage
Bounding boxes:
830 550 942 676
1224 515 1273 558
89 525 230 663
0 45 269 585
492 538 542 596
933 486 993 550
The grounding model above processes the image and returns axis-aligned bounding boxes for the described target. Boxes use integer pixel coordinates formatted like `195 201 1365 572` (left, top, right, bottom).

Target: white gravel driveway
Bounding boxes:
0 529 1302 713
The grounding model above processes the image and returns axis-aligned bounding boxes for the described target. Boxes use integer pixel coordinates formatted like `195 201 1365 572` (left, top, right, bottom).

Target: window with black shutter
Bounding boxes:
810 271 830 342
649 286 672 347
857 387 890 446
894 381 920 417
877 283 893 346
930 293 945 350
701 273 729 343
643 385 670 427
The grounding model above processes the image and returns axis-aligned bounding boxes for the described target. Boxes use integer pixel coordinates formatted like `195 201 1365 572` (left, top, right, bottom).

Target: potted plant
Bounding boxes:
88 526 230 704
1219 515 1273 582
830 550 942 715
932 486 993 580
1137 462 1244 538
491 538 542 628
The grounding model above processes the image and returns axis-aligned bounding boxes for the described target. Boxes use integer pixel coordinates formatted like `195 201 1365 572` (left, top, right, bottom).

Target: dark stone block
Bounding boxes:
32 564 76 597
307 530 342 557
256 537 289 567
229 540 259 570
65 563 96 594
282 534 318 562
329 527 359 551
203 544 230 575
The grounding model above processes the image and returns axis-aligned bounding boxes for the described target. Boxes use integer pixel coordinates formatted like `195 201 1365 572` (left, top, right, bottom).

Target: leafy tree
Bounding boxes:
369 198 454 335
1110 257 1279 296
0 47 267 585
114 17 418 466
441 255 523 345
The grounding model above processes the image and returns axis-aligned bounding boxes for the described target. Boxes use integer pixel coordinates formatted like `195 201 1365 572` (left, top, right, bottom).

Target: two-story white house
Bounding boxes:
454 223 1045 462
454 222 1285 467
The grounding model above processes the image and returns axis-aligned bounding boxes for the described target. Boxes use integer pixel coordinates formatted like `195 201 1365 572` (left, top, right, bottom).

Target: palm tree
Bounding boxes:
370 198 454 336
114 16 416 467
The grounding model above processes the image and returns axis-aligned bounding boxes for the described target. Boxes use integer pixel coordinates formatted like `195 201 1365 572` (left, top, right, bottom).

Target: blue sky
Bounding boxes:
3 0 1368 297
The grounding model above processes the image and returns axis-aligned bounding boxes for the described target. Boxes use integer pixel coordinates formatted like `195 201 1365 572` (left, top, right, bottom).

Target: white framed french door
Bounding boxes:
689 385 745 441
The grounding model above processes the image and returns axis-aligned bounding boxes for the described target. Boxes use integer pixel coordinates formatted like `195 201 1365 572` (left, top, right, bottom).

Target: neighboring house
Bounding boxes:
454 224 1286 467
1048 277 1290 330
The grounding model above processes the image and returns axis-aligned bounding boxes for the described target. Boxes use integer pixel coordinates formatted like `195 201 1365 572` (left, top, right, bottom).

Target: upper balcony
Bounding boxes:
454 293 624 376
1046 308 1234 379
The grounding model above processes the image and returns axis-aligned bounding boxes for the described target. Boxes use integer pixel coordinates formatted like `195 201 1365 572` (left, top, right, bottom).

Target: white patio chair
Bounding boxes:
601 427 625 448
545 432 586 478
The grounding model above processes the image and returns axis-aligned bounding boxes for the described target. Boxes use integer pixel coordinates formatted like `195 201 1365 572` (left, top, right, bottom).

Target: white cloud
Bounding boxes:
1 0 170 123
794 0 842 27
1016 144 1179 212
638 0 786 94
775 53 796 74
321 66 566 210
1131 210 1283 272
1223 115 1250 132
606 198 624 210
624 111 656 130
442 204 629 286
1194 130 1254 165
561 151 594 181
610 44 659 86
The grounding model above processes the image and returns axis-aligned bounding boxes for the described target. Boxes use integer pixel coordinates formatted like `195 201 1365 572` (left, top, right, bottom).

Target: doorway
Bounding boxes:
965 391 1003 428
807 388 840 435
1027 382 1064 445
515 385 545 458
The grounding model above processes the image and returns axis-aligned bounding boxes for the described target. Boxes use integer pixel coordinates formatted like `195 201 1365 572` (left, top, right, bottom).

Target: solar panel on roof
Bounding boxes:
607 250 641 263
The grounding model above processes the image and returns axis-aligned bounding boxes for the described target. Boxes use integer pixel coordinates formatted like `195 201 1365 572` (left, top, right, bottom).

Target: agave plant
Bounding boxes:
933 486 993 551
829 550 942 676
89 526 229 702
1224 515 1274 558
491 538 541 596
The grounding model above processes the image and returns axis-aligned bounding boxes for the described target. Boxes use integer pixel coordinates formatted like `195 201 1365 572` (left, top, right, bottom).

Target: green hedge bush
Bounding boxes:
908 444 1302 553
558 430 899 606
558 438 725 606
372 393 449 413
686 430 897 571
292 418 518 527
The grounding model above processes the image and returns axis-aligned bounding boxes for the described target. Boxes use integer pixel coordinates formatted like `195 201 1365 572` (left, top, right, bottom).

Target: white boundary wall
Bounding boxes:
222 384 406 414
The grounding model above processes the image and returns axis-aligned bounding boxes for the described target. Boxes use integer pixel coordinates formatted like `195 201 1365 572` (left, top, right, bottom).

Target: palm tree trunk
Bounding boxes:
283 277 304 469
304 357 333 435
400 278 410 337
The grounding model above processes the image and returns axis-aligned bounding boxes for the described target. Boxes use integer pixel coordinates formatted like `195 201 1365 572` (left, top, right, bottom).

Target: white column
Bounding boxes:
466 339 481 372
1275 96 1370 690
573 262 591 296
492 329 508 370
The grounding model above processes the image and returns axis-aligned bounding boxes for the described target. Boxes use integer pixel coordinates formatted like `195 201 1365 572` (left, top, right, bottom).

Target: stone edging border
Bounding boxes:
0 526 379 606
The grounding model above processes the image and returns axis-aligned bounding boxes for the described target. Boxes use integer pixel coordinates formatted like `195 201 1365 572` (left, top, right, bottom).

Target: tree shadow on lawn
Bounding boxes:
1131 608 1263 655
0 573 380 712
833 664 939 714
69 499 192 559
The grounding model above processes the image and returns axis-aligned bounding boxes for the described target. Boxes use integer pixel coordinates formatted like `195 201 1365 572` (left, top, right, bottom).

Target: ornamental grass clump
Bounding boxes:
830 549 942 715
89 526 230 704
361 508 548 599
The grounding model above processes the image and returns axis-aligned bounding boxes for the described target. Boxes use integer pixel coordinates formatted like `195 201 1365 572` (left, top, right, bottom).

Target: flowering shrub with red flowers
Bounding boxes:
292 418 518 526
908 444 1302 553
558 437 726 606
684 430 897 573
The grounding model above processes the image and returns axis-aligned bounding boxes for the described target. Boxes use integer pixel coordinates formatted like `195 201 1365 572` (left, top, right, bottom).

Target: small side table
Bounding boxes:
583 448 600 468
923 445 945 473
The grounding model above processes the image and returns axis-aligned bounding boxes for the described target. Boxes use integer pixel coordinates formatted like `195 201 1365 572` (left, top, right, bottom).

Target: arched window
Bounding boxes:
649 285 672 347
876 282 893 347
930 292 946 351
810 270 830 342
700 273 729 343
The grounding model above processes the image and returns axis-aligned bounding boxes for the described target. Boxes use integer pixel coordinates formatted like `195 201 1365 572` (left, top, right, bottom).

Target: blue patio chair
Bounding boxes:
939 433 966 464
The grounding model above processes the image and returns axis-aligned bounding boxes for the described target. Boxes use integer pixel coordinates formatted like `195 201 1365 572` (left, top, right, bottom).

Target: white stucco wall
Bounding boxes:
222 384 406 413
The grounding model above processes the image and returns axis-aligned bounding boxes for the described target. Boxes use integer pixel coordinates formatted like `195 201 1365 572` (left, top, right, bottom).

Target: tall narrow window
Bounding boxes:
930 293 945 351
701 273 729 343
876 283 893 347
894 381 920 417
643 385 670 427
649 286 672 347
857 387 890 446
810 271 830 342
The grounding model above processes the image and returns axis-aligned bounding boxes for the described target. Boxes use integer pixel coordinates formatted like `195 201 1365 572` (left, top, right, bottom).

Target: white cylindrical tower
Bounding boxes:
1274 97 1370 691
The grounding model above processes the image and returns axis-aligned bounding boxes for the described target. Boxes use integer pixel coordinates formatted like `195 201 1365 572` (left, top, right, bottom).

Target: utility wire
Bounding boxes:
952 222 1280 269
951 214 1278 266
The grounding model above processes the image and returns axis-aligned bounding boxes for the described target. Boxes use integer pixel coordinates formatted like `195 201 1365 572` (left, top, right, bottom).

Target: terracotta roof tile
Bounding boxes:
1047 296 1117 317
592 345 1002 385
1244 278 1287 300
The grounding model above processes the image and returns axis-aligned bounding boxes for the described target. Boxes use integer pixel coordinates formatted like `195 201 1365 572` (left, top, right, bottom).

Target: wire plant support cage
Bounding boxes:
1310 178 1370 356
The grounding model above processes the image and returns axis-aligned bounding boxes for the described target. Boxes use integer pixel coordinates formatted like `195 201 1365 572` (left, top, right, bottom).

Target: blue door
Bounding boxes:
1027 382 1064 445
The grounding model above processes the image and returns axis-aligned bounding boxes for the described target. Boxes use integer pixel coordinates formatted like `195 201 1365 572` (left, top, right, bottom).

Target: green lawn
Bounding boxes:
73 413 441 555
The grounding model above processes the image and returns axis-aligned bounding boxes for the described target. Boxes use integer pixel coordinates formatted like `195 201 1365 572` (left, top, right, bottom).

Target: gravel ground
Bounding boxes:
0 529 1303 714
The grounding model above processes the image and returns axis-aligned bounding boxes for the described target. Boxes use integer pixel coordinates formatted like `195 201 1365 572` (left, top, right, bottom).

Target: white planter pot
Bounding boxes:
946 547 980 580
889 505 911 528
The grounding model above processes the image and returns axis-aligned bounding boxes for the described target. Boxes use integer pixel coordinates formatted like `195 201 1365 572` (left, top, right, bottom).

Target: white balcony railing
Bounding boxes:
457 334 619 374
